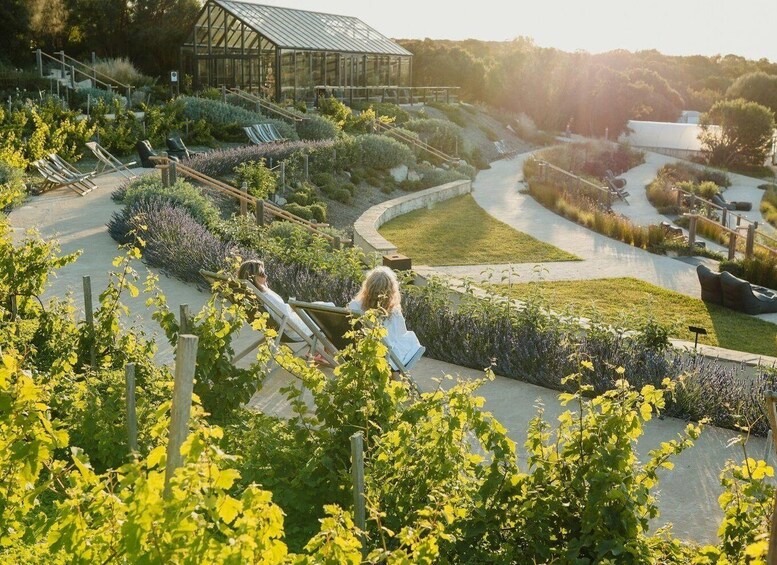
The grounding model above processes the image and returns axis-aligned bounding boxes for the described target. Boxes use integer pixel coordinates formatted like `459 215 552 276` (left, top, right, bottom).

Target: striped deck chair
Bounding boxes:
243 126 267 145
86 141 137 179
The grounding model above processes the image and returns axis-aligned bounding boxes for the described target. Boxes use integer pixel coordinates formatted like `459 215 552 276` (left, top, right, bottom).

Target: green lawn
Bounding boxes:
487 277 777 357
378 194 579 266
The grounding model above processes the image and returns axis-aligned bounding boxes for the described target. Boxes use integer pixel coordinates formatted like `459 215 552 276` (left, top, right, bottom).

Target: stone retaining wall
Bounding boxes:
353 179 471 256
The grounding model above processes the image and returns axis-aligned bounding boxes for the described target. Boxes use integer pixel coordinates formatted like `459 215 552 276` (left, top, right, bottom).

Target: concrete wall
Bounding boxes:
353 179 471 256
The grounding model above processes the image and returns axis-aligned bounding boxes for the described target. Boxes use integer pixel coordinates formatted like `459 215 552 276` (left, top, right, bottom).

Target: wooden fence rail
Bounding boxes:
533 158 614 208
150 156 350 247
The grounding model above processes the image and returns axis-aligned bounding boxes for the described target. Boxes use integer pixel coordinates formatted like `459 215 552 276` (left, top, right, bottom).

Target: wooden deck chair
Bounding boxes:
47 153 99 193
289 300 425 374
200 270 318 363
86 141 137 179
32 157 96 196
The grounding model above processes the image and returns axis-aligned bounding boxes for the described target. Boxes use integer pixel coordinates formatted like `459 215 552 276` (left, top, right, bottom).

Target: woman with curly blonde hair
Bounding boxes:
349 266 423 370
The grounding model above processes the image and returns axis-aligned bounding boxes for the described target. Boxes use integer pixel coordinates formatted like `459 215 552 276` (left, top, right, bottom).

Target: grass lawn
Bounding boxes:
487 277 777 357
378 194 579 266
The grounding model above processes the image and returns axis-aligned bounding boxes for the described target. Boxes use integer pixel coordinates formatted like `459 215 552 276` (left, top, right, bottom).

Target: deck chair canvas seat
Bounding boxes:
86 141 137 179
243 126 268 145
251 125 276 143
166 135 203 160
289 299 425 374
257 123 287 143
200 270 318 363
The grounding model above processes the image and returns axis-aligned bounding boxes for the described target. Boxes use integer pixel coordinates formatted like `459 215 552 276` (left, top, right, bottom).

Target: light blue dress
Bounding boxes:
348 299 423 369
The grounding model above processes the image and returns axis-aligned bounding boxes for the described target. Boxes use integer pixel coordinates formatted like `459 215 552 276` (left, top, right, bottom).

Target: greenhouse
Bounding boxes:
180 0 413 104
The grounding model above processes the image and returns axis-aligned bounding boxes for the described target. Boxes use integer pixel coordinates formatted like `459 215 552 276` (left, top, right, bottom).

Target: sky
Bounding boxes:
253 0 777 62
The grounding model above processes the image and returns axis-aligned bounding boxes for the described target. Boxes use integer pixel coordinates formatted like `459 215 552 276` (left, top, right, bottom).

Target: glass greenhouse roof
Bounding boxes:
213 0 412 55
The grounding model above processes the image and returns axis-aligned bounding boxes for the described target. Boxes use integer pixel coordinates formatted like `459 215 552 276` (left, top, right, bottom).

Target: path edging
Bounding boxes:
353 179 471 256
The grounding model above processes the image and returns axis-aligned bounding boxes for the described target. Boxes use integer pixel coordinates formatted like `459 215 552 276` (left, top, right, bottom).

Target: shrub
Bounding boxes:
179 96 298 141
185 140 335 178
316 96 351 128
353 134 414 170
352 101 409 124
0 160 26 210
114 176 220 228
296 115 339 140
93 57 153 87
426 101 468 127
233 160 277 199
73 87 126 111
761 185 777 229
405 118 464 156
400 168 469 192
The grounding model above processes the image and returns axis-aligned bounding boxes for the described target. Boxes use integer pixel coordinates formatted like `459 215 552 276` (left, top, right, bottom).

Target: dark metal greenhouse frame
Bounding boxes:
180 0 413 103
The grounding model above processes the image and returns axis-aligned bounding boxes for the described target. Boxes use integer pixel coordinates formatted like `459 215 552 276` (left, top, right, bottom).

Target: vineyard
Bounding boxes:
1 212 774 563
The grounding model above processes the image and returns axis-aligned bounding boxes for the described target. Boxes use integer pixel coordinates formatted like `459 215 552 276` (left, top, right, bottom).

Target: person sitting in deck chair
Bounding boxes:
238 260 312 341
238 260 334 365
348 266 423 372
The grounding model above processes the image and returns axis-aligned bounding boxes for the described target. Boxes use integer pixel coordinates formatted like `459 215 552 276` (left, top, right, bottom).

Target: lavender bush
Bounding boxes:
185 140 336 178
402 281 771 436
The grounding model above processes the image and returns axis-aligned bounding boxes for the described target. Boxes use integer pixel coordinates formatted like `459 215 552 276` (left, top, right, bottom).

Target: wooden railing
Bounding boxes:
225 87 306 122
373 120 460 165
312 85 460 106
36 49 133 101
150 156 350 247
533 159 614 208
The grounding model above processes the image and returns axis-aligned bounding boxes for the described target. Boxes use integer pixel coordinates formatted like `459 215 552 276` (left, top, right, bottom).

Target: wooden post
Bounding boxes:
676 188 683 208
350 431 367 552
334 236 341 250
36 49 43 77
303 153 309 180
160 164 170 187
240 182 248 216
125 363 138 454
765 392 777 565
280 161 285 192
256 200 265 226
179 304 190 334
221 84 227 103
728 232 737 260
721 207 728 227
169 160 177 184
746 224 756 259
689 193 697 213
688 215 697 249
164 334 199 496
83 276 96 369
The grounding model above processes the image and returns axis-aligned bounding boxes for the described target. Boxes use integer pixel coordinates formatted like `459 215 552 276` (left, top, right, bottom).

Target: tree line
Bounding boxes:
1 0 200 76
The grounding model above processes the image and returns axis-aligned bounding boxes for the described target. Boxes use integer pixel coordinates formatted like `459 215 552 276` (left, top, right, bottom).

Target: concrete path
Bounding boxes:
8 170 210 364
6 169 770 545
417 152 777 324
253 354 767 545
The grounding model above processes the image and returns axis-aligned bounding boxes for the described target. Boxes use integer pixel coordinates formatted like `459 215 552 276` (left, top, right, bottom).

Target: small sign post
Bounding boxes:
170 70 179 96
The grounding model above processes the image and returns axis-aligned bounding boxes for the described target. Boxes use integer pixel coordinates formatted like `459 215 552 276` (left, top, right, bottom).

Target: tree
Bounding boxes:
0 0 30 66
700 98 775 167
726 71 777 115
129 0 200 76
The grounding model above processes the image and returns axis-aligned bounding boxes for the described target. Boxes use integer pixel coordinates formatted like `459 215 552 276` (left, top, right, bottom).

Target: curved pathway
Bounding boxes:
417 151 777 324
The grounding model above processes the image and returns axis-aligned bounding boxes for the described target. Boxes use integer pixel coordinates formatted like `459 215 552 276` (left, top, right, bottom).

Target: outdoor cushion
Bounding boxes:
720 270 777 314
136 140 158 168
696 264 723 305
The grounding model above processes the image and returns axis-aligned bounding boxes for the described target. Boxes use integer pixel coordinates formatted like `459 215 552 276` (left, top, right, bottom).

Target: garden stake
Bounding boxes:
350 431 366 554
125 363 137 454
164 334 199 497
83 276 96 369
179 304 190 334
